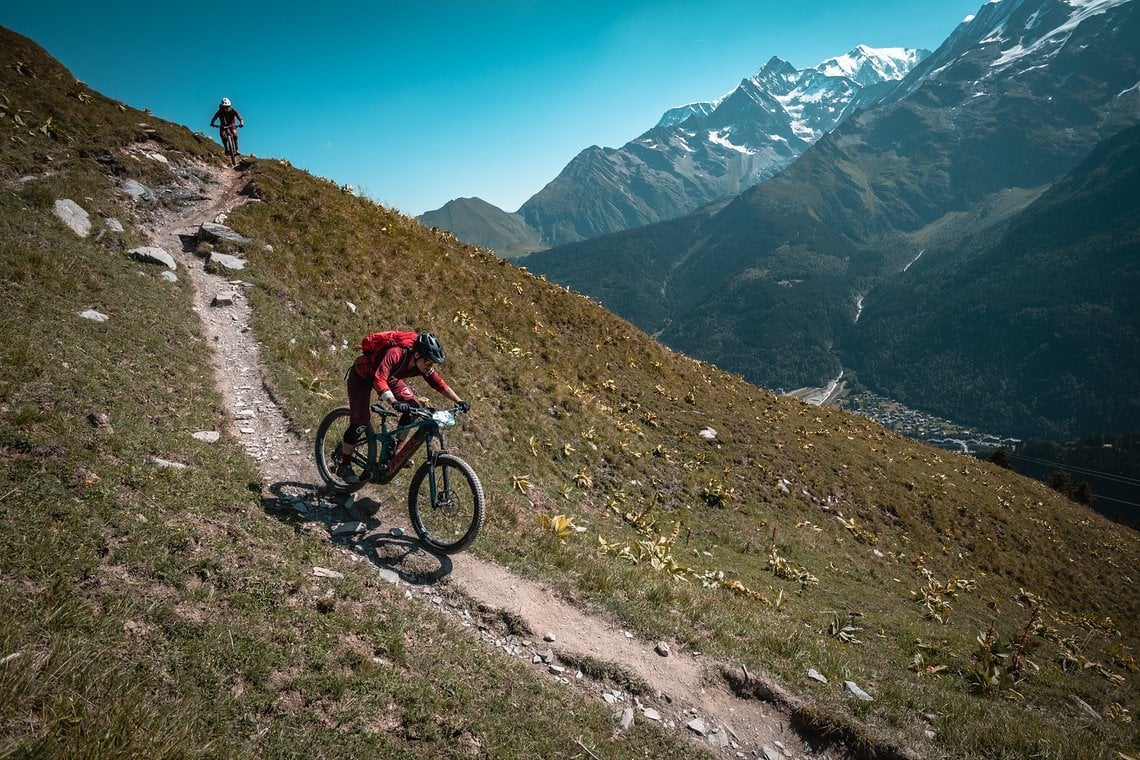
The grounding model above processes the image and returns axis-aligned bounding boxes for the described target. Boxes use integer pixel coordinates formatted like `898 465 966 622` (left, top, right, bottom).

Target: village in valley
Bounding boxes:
783 379 1021 456
835 389 1020 455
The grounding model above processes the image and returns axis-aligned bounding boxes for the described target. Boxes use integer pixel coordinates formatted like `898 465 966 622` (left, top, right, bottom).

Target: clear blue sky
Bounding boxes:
3 1 982 217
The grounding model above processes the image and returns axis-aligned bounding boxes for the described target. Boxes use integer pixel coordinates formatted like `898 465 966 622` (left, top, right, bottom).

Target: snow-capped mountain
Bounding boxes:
514 45 928 248
658 46 924 145
903 0 1135 97
818 44 925 86
420 45 927 254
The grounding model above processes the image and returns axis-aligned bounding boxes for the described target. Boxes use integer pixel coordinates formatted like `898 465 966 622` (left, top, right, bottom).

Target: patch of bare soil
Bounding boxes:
135 150 825 760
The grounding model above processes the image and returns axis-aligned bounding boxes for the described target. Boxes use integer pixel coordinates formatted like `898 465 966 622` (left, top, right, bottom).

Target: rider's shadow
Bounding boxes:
262 480 454 586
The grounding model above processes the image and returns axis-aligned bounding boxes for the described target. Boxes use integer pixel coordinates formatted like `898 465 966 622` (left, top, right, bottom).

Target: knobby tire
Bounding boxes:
407 453 484 554
314 406 372 494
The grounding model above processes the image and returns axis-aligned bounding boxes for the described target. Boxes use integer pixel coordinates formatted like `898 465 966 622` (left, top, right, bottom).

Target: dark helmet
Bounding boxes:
414 332 446 364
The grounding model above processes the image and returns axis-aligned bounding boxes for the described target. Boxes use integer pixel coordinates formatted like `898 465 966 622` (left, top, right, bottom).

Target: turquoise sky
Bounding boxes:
3 1 982 216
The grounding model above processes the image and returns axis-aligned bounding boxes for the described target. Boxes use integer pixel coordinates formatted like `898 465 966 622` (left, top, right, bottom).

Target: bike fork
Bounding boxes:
425 453 447 506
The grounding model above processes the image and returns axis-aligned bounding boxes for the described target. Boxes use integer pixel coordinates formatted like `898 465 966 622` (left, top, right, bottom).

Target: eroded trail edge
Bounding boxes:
140 156 815 760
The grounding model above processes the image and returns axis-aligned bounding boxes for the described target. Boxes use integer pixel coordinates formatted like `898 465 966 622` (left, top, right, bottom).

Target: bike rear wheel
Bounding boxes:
314 406 373 494
407 453 484 554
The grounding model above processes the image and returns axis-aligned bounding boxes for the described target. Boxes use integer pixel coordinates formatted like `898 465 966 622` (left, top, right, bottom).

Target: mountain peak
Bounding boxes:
656 45 926 133
436 42 929 251
816 45 929 86
655 100 717 129
759 55 796 72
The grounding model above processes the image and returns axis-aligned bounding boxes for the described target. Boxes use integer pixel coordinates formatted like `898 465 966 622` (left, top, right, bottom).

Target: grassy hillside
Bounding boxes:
2 26 1138 760
235 158 1140 759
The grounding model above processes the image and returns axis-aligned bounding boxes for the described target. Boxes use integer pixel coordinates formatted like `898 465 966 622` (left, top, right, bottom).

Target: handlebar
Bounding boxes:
369 403 469 419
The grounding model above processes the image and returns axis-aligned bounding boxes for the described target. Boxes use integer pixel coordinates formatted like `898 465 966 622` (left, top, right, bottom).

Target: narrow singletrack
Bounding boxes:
135 149 817 760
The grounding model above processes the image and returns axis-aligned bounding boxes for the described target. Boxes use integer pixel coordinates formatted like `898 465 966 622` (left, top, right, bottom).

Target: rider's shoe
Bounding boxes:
335 460 360 483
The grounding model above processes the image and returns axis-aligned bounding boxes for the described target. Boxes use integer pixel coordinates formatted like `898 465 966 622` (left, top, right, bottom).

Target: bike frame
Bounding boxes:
364 405 448 485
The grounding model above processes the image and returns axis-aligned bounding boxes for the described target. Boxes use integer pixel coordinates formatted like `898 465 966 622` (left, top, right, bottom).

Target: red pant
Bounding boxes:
344 365 416 442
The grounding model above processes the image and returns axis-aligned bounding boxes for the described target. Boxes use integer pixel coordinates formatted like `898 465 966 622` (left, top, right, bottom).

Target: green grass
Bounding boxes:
2 24 1138 760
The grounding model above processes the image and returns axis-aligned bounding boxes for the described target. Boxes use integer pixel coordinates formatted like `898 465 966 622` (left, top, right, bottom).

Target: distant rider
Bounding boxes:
338 332 469 482
209 97 244 153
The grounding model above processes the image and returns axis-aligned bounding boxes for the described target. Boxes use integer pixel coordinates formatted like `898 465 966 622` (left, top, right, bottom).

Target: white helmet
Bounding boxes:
220 97 231 107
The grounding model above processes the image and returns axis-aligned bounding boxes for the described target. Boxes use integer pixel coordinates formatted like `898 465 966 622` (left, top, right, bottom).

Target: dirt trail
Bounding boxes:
138 153 818 760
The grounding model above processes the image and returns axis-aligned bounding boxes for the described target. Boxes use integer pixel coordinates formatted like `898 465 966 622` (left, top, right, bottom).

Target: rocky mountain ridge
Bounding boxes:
419 44 927 255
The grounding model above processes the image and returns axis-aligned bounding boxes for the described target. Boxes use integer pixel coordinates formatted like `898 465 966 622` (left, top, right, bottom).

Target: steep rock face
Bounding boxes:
522 0 1140 439
518 46 927 248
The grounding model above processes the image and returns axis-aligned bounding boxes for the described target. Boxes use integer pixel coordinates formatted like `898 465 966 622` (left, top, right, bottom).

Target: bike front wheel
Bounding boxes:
407 453 485 554
222 131 238 165
314 406 373 494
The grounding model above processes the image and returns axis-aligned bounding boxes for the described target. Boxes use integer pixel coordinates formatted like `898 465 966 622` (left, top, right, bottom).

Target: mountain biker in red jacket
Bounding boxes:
210 97 244 147
338 332 469 482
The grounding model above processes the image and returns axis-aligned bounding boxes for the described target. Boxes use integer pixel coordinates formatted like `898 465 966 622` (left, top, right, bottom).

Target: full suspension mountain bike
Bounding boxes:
314 403 485 554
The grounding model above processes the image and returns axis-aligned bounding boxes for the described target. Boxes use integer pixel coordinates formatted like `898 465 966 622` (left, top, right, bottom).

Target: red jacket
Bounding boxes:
354 345 452 402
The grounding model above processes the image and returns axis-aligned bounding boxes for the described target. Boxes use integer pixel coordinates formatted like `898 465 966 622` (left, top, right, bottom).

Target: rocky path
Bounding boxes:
139 154 816 760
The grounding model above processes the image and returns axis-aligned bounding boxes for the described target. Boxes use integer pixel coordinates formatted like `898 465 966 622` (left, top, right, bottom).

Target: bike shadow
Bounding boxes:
261 480 454 587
